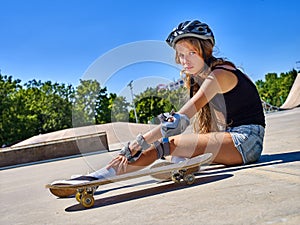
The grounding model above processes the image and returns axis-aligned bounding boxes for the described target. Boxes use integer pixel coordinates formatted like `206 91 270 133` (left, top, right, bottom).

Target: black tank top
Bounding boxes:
209 67 265 128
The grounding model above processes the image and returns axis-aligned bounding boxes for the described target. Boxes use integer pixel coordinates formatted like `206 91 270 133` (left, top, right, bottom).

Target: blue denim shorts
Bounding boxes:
226 124 265 164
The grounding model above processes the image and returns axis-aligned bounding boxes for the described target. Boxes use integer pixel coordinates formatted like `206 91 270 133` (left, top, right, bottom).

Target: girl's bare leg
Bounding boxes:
120 147 158 173
169 132 243 165
123 131 243 174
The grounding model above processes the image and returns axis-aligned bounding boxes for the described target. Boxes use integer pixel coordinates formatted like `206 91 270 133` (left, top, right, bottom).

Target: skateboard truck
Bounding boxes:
171 169 195 185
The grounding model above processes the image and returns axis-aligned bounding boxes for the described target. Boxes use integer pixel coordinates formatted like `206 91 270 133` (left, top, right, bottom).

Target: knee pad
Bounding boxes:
153 137 171 159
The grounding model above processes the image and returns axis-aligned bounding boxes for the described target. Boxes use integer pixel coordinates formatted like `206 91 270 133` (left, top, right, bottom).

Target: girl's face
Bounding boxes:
175 41 204 75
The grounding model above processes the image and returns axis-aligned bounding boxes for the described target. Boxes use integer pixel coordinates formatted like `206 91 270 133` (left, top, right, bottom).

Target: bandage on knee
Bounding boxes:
153 137 170 159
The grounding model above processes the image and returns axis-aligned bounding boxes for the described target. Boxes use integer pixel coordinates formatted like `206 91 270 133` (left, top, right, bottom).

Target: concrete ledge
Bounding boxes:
1 122 158 168
0 132 108 167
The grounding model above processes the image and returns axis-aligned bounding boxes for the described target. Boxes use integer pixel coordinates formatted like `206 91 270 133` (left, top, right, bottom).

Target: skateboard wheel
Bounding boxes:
75 192 82 202
183 174 195 185
81 194 95 208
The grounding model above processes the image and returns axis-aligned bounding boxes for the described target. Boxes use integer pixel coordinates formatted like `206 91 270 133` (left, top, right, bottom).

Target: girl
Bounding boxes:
55 20 265 184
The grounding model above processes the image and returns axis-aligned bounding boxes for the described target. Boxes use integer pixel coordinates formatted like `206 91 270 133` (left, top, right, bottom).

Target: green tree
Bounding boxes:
256 69 297 107
131 86 188 124
94 87 112 124
0 76 74 146
73 79 102 127
22 80 74 134
0 75 23 146
110 95 130 122
95 89 130 123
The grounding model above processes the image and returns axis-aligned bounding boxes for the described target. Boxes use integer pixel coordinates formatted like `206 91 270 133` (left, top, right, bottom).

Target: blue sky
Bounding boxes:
1 0 299 99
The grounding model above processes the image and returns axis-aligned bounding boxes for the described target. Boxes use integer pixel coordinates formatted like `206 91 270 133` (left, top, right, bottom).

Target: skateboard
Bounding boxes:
46 153 212 208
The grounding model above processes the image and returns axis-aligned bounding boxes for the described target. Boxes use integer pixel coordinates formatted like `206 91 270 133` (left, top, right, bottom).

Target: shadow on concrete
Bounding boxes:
65 174 232 212
201 150 300 176
259 151 300 163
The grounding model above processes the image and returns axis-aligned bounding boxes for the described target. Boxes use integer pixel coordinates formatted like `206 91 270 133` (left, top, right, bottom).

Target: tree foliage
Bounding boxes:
1 68 297 146
110 95 130 122
72 79 101 127
0 76 74 146
255 69 297 107
95 90 130 124
0 76 130 146
0 75 23 145
131 86 188 124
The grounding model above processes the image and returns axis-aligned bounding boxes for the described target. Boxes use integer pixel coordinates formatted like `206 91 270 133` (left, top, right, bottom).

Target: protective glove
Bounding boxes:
158 110 190 138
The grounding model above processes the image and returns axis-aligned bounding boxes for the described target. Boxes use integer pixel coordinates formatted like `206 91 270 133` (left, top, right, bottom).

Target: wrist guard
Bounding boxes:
159 110 190 138
119 142 142 163
119 134 149 162
136 134 151 150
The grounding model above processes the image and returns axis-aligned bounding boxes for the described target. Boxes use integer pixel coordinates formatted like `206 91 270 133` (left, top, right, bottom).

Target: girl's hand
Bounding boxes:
107 155 128 175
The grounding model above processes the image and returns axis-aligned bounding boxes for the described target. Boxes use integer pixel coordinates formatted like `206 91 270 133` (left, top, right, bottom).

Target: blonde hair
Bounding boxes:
176 38 235 133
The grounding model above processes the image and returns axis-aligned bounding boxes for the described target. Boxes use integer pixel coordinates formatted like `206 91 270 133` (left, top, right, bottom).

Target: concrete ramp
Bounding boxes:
1 122 158 167
280 73 300 109
12 122 158 150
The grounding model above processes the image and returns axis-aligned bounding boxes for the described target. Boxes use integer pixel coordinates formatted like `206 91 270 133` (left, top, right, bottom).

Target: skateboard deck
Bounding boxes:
46 153 212 208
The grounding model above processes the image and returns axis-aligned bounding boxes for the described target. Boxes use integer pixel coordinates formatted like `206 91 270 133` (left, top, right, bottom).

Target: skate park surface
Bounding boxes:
1 108 299 225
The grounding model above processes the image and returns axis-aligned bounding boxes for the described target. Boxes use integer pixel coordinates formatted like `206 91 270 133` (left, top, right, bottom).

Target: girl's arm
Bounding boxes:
142 71 227 144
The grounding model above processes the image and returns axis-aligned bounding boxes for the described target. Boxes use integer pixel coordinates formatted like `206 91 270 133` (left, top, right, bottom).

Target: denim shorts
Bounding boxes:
226 124 265 164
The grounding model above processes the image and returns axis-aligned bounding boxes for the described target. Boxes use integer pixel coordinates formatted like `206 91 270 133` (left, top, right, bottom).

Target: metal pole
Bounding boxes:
128 80 138 123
